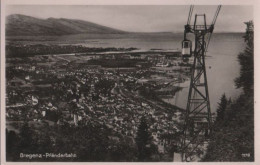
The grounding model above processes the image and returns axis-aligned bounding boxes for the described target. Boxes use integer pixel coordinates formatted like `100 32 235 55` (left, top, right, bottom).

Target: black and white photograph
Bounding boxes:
2 1 255 163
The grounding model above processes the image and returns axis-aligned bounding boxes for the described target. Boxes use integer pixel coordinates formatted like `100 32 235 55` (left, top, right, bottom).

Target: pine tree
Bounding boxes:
6 129 19 161
216 94 228 122
135 116 154 161
228 97 232 104
235 21 254 95
17 122 39 155
202 21 254 162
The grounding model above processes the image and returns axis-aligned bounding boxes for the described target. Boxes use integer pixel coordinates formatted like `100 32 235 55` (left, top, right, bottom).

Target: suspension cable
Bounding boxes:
205 5 221 54
212 5 222 25
187 5 194 25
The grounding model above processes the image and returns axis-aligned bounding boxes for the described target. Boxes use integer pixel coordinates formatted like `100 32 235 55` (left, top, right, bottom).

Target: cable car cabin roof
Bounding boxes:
182 39 191 42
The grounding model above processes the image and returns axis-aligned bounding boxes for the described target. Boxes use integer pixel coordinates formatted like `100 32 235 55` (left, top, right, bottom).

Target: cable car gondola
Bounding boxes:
182 39 192 58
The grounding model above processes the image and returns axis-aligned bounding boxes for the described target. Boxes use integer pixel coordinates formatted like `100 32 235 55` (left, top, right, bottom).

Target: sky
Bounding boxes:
6 5 253 33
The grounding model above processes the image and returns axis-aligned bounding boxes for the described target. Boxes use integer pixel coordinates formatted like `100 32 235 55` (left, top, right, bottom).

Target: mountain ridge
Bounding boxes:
6 14 127 36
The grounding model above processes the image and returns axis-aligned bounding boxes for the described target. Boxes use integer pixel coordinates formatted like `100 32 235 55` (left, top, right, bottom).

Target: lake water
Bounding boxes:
160 33 245 113
73 32 245 113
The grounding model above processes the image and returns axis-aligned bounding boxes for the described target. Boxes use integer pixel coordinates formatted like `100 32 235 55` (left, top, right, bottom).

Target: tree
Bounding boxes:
37 132 53 153
135 116 157 161
235 21 254 95
202 95 254 162
6 129 19 161
216 94 228 122
17 122 38 154
202 21 254 162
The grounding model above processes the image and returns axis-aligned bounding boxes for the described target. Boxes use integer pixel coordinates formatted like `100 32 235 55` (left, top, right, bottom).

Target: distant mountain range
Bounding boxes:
6 14 126 36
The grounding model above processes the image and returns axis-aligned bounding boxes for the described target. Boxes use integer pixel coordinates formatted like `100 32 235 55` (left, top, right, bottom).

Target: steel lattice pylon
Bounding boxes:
181 14 214 162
